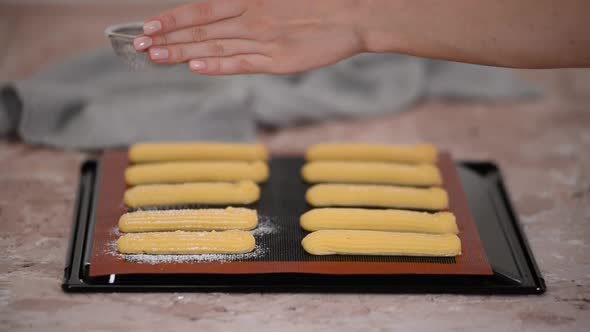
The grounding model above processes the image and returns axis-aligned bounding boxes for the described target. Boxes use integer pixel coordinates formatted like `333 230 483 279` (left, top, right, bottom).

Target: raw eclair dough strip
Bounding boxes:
300 208 458 234
125 161 269 185
124 181 260 208
302 230 461 256
306 184 448 210
117 230 255 254
302 161 442 186
305 143 437 163
119 207 258 233
129 142 268 163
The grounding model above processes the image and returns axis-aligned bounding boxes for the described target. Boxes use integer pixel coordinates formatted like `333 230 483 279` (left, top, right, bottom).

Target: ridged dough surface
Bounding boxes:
306 184 448 210
117 230 256 254
124 181 260 208
302 230 461 256
119 207 258 232
305 143 437 163
300 208 458 234
129 142 268 163
302 161 441 186
125 161 269 185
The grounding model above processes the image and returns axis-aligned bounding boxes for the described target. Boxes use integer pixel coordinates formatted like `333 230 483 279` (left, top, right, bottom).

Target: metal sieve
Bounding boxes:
105 22 151 70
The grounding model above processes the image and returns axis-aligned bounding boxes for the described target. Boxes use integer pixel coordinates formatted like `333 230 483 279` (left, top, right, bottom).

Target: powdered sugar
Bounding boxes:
251 215 279 236
106 215 279 264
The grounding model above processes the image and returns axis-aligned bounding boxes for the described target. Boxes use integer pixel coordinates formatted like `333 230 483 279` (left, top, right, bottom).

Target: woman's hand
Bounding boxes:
134 0 367 75
135 0 590 73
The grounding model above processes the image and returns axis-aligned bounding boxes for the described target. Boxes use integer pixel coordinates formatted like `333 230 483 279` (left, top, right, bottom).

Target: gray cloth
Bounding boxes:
0 49 540 149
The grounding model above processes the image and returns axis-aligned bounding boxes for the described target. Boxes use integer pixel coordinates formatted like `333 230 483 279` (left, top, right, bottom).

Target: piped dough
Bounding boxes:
302 230 461 256
305 143 437 163
119 207 258 232
117 230 255 254
300 208 458 234
125 161 269 185
129 142 268 163
302 161 441 186
124 181 260 208
305 184 448 210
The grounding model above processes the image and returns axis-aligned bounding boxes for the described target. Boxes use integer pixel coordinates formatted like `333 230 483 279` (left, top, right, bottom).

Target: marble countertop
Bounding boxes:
2 99 589 331
1 1 589 331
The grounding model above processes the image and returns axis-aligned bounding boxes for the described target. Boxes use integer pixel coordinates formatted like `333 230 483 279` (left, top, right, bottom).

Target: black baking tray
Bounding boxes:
62 158 545 294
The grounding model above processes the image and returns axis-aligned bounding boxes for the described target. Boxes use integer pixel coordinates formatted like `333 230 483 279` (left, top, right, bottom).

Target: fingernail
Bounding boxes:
149 47 169 60
143 20 162 35
133 36 152 51
190 60 207 71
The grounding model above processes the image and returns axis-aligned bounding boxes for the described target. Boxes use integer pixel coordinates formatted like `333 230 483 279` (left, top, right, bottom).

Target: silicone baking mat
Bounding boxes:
88 151 492 277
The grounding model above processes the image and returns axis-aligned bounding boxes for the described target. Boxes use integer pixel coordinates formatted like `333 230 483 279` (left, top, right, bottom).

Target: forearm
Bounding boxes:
358 0 590 68
137 0 589 75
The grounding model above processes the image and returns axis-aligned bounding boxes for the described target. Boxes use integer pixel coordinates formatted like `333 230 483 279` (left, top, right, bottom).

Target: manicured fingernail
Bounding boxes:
149 47 169 60
143 20 162 35
190 60 207 71
133 36 152 51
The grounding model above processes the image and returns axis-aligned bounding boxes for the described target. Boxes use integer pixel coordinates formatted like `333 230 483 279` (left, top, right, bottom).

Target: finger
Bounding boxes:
152 19 248 46
143 0 246 35
148 40 266 64
135 20 244 52
188 55 273 75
